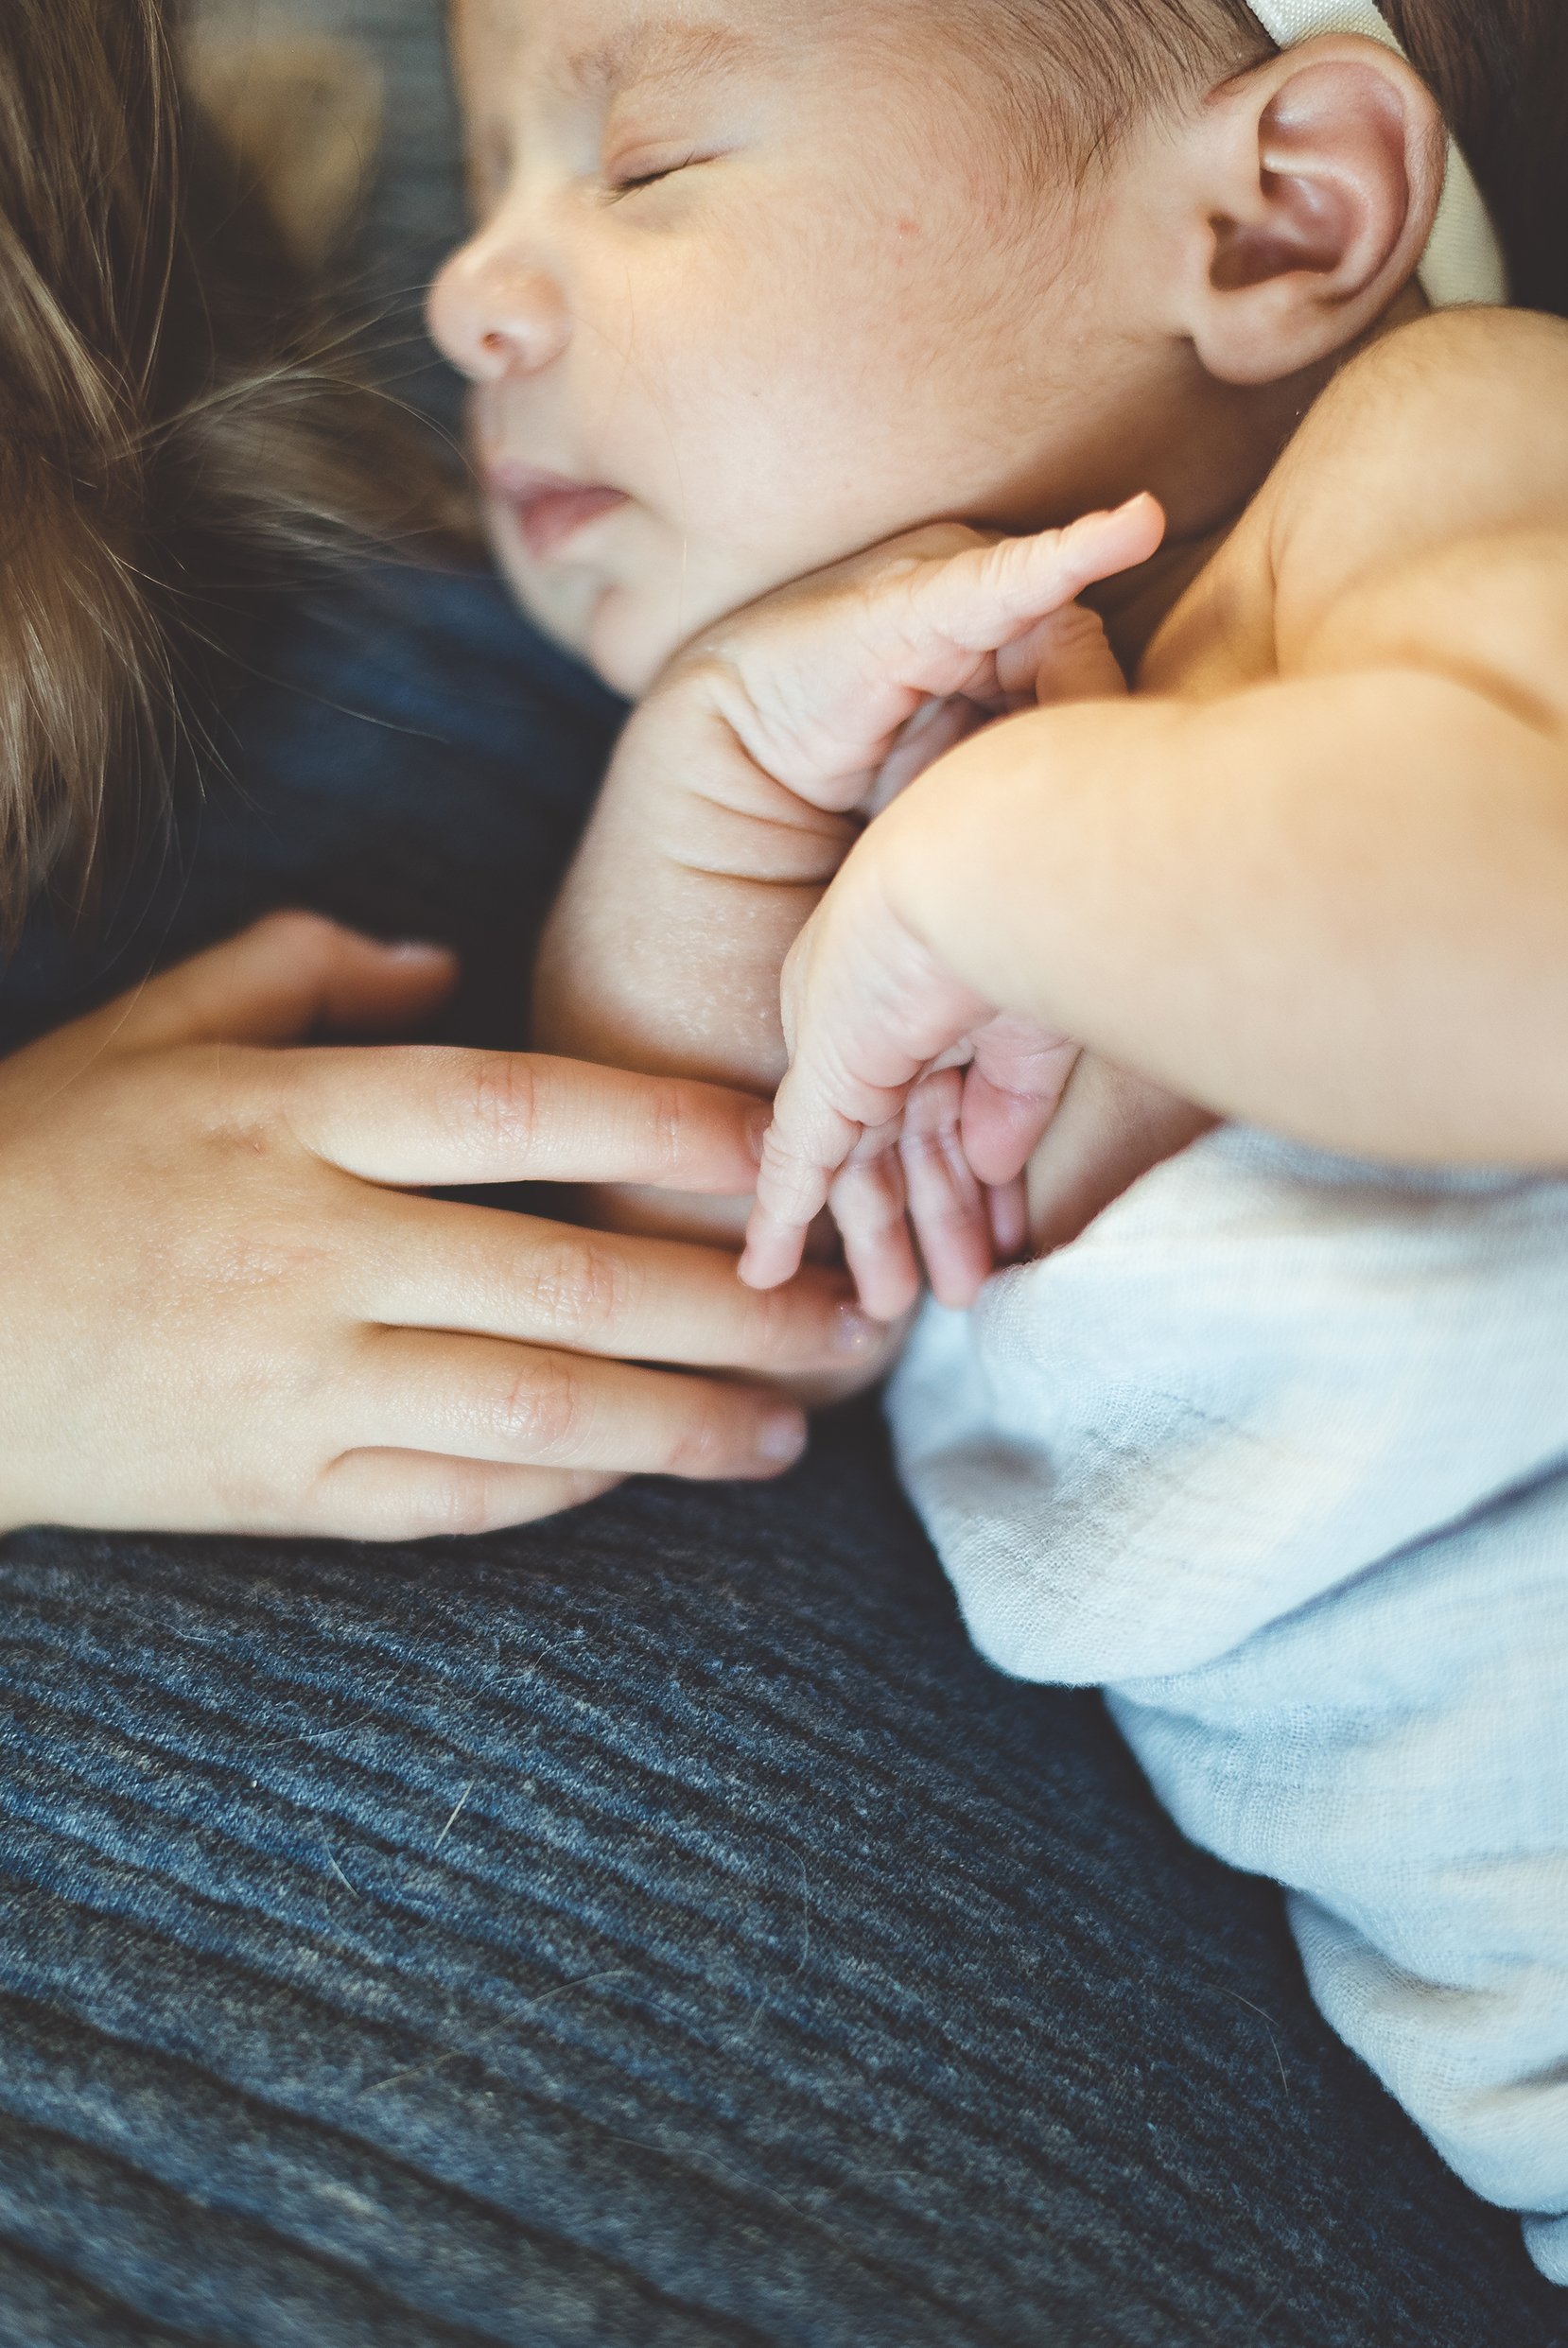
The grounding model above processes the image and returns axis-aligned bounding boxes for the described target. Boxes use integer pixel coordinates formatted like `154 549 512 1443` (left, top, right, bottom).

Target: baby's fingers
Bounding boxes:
743 1104 869 1294
960 1021 1084 1186
830 1138 920 1325
718 496 1164 813
742 884 992 1294
995 601 1129 708
900 1070 995 1311
908 495 1165 665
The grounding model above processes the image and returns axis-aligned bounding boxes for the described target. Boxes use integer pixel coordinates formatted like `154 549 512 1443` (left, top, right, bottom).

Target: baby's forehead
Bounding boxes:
454 0 777 96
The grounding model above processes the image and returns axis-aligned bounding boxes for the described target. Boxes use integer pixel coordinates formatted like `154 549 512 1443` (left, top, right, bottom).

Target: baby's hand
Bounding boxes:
651 491 1163 815
740 764 1215 1316
535 494 1165 1296
739 833 1070 1313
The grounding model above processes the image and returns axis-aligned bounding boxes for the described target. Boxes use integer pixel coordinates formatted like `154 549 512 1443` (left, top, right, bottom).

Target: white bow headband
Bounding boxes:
1241 0 1507 307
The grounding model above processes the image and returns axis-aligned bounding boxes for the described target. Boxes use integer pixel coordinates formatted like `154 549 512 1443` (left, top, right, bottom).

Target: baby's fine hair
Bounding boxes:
0 0 442 936
979 0 1566 319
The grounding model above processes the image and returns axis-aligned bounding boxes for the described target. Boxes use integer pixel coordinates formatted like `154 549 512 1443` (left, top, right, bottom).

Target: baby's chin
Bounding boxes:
490 513 820 700
584 583 725 700
491 535 683 700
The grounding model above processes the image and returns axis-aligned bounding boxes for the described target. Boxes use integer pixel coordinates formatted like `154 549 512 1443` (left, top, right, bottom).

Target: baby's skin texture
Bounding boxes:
741 312 1568 1292
536 496 1185 1322
431 0 1568 1313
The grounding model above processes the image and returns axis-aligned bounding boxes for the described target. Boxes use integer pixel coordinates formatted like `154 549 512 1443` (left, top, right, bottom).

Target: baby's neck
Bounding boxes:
1091 284 1432 670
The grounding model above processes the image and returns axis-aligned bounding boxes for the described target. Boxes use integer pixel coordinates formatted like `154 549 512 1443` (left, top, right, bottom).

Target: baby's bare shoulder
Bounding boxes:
1141 312 1568 710
1266 309 1568 634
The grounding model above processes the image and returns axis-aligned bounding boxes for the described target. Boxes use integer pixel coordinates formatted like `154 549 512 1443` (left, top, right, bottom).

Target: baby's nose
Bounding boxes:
427 235 571 383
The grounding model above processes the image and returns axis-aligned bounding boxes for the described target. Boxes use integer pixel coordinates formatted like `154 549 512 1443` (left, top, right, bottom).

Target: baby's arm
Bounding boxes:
535 499 1163 1311
746 312 1568 1287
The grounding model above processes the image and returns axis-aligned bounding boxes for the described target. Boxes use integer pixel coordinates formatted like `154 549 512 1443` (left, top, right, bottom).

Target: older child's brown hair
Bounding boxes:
0 0 441 935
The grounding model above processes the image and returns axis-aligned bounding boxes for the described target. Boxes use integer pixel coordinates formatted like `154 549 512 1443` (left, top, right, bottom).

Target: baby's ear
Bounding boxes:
186 32 385 275
1166 37 1445 386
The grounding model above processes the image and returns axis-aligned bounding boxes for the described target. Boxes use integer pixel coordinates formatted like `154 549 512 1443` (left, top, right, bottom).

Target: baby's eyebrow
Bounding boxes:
556 16 756 104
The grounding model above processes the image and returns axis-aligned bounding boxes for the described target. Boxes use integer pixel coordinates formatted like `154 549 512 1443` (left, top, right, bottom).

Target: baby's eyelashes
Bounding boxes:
602 148 706 198
605 145 727 200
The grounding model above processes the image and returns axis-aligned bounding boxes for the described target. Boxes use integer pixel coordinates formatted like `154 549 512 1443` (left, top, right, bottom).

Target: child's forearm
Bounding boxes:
881 670 1568 1164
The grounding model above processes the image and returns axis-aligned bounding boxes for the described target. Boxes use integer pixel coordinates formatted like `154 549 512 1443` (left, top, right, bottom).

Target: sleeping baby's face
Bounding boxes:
431 0 1186 693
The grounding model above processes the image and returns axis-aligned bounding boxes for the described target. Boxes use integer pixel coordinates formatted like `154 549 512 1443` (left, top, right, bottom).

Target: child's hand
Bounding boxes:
536 495 1166 1300
0 915 869 1539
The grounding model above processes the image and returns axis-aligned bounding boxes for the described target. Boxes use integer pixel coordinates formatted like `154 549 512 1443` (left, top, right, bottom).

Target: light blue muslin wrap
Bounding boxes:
888 1127 1568 2284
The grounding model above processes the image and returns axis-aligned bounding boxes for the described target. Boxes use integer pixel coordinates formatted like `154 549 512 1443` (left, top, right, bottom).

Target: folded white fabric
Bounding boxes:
889 1126 1568 2281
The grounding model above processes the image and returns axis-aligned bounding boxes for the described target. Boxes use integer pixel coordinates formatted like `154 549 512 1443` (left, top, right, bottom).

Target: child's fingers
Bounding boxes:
109 913 458 1052
370 1194 878 1377
743 869 1002 1296
305 1452 622 1543
284 1049 770 1197
738 1209 814 1296
353 1329 808 1483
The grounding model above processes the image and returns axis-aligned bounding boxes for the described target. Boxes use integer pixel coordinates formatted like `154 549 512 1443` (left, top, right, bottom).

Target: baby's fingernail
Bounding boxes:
758 1410 809 1466
834 1302 882 1357
745 1105 774 1165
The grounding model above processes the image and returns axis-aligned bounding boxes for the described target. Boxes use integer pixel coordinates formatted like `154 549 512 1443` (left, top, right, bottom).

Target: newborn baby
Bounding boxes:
428 0 1568 2279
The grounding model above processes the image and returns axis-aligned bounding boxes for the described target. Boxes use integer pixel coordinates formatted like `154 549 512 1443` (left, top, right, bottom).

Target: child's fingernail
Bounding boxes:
834 1303 882 1357
758 1410 809 1466
746 1105 774 1164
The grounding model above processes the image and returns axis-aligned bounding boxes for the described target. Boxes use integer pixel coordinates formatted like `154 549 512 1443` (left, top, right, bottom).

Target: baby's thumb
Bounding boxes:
113 913 458 1051
919 494 1165 659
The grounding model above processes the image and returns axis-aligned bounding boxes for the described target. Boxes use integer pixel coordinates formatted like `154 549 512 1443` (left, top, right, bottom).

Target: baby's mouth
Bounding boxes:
486 461 630 560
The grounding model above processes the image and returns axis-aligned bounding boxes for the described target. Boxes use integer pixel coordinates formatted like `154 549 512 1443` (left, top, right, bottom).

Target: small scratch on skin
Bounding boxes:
432 1781 475 1854
1218 1985 1290 2097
